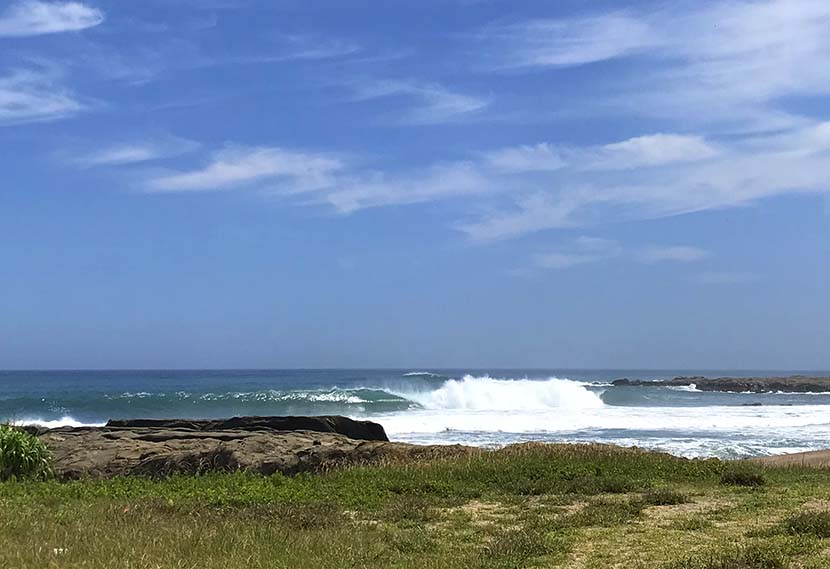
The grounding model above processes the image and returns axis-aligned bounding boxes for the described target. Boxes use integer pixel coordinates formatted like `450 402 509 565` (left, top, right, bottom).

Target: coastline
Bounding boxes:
4 418 830 568
23 413 830 480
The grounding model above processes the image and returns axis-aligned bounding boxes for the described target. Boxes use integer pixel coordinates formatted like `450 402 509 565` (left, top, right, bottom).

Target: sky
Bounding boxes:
1 0 829 370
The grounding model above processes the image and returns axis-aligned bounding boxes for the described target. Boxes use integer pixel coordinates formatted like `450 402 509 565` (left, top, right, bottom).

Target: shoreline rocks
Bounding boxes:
33 416 469 480
611 375 830 393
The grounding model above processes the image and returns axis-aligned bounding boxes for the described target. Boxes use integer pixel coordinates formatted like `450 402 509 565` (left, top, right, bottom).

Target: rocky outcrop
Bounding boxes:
611 375 830 393
105 415 389 442
35 416 469 480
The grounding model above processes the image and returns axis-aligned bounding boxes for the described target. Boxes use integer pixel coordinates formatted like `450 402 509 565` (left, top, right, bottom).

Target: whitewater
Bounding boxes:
2 369 829 459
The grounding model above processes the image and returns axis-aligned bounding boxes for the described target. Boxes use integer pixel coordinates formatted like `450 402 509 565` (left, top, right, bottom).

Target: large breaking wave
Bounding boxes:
9 375 602 427
398 375 604 410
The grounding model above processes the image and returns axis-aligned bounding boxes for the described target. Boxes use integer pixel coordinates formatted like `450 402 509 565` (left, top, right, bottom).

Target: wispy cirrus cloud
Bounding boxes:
484 133 717 174
0 67 84 124
478 1 830 131
353 79 490 125
460 120 830 242
695 271 756 285
145 146 344 193
132 118 830 245
526 237 708 272
0 1 103 37
636 246 709 264
72 136 200 167
480 12 655 70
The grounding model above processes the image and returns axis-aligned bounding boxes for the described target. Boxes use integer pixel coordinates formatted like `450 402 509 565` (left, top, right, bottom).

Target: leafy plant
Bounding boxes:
0 425 52 481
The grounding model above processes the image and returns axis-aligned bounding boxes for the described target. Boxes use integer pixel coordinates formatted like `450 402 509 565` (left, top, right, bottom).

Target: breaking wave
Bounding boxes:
399 375 604 411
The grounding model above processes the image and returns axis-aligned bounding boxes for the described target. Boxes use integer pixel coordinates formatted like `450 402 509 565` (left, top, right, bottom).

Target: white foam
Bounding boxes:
397 375 604 411
378 403 830 458
668 383 702 392
378 404 830 441
15 416 105 428
402 372 443 377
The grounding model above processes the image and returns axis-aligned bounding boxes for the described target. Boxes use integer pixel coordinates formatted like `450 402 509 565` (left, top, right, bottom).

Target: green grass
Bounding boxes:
1 443 829 568
0 425 51 481
775 510 830 538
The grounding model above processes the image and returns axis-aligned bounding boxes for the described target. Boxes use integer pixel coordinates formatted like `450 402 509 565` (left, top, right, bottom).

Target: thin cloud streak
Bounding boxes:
145 146 344 193
0 1 103 37
525 238 709 272
0 67 84 124
478 1 830 131
353 79 490 125
72 137 200 167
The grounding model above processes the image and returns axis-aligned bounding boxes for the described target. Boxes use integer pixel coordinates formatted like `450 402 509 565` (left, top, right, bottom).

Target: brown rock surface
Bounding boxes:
36 418 469 480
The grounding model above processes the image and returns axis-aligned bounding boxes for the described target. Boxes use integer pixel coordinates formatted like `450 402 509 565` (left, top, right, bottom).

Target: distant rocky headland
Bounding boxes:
611 375 830 393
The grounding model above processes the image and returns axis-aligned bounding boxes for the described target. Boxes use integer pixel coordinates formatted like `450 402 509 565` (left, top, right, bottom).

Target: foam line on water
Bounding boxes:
15 416 106 428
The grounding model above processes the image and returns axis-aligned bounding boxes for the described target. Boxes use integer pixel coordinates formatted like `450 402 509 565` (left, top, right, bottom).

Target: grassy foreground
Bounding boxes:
1 444 829 569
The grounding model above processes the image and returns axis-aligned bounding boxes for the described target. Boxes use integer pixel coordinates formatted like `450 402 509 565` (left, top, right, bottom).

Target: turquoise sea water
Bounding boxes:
2 369 829 459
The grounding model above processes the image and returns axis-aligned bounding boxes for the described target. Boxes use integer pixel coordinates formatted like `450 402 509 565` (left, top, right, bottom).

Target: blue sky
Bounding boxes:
1 0 829 369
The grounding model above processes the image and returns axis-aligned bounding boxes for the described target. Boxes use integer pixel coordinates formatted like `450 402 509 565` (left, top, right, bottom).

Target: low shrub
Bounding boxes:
644 487 689 506
564 497 646 528
0 425 52 481
665 543 788 569
777 510 830 538
720 466 765 488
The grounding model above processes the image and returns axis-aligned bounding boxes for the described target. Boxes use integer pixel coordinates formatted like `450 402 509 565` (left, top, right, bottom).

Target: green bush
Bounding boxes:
778 510 830 538
644 487 689 506
720 466 765 488
0 425 52 481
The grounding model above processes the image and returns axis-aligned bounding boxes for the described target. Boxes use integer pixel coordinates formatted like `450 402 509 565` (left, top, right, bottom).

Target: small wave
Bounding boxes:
402 372 445 378
15 416 105 428
668 383 702 392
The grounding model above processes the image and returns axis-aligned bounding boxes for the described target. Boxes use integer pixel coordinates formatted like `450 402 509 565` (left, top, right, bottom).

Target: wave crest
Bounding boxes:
401 375 604 411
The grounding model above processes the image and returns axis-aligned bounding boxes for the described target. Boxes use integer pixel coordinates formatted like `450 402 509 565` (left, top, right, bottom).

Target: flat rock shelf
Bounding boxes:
28 416 471 480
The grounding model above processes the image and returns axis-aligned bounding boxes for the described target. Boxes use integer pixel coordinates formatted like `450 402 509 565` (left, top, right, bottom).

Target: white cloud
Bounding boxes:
73 137 200 167
480 1 830 131
530 236 622 270
322 161 494 213
636 246 709 264
483 13 655 69
531 252 599 270
526 238 708 272
696 271 756 285
145 146 344 193
458 193 581 242
274 35 361 61
460 121 830 241
484 143 565 173
0 1 103 37
587 134 718 170
484 134 718 175
0 68 83 124
354 80 489 125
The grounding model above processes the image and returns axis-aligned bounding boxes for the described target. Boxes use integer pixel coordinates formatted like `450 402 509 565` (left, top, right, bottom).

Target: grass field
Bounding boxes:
1 443 829 568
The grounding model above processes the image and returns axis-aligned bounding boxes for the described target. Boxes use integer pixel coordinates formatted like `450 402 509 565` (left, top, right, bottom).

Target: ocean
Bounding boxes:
2 369 829 459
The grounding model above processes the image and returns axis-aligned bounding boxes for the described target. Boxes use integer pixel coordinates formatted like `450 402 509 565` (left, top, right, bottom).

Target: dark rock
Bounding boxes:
105 415 389 441
612 375 830 393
